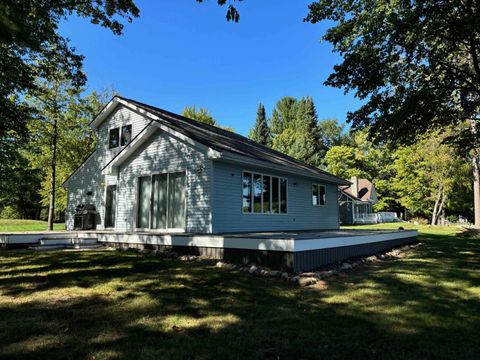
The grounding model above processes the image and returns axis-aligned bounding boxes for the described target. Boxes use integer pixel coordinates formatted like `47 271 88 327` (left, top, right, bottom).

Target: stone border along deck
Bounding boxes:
119 240 423 287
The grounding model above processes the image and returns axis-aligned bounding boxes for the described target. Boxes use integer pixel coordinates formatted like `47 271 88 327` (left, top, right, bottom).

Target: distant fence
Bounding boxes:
354 212 403 224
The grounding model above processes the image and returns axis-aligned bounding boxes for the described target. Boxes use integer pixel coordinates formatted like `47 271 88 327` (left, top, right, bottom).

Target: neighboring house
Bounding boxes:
63 96 350 234
338 176 378 225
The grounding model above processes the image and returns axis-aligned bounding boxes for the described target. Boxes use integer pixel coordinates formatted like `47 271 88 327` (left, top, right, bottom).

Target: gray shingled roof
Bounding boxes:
118 97 350 185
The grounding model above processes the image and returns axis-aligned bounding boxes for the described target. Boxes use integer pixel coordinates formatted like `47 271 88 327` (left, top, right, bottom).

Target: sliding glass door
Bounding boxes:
168 172 186 229
152 173 168 229
137 171 186 230
137 177 151 229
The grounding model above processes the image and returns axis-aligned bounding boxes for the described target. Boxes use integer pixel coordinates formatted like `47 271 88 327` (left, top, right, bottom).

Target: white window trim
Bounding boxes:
109 125 133 149
134 170 188 232
312 183 326 206
241 170 288 215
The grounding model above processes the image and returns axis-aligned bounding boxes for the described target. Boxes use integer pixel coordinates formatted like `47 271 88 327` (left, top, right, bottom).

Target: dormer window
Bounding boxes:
109 125 132 149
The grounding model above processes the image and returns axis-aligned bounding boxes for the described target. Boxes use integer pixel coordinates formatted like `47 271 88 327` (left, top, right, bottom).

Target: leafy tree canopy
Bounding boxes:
195 0 241 22
306 0 480 151
0 0 139 140
182 105 217 125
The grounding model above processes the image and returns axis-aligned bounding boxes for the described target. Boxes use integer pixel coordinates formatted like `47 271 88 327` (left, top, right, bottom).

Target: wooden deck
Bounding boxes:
1 229 418 272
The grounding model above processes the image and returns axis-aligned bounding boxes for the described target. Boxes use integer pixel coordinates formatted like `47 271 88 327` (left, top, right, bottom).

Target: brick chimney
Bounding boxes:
350 176 359 197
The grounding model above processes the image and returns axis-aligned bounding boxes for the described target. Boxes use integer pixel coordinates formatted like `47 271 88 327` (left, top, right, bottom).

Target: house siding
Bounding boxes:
211 161 339 233
65 105 151 230
116 128 212 233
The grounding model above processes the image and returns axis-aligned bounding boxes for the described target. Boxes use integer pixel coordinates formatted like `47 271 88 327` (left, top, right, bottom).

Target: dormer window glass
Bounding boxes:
109 125 132 149
121 125 132 146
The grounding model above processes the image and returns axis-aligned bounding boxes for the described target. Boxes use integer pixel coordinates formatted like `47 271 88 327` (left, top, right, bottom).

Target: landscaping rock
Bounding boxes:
281 272 290 281
249 265 259 275
351 261 362 268
297 277 318 287
268 270 282 278
341 262 353 270
291 276 300 284
215 261 225 268
299 272 317 277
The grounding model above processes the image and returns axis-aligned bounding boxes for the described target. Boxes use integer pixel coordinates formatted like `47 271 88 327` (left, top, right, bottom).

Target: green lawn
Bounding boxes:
0 219 65 232
0 225 479 359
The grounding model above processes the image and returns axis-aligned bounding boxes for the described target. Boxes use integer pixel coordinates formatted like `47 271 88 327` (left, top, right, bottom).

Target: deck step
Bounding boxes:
71 244 104 250
39 238 98 246
30 244 68 251
31 243 104 251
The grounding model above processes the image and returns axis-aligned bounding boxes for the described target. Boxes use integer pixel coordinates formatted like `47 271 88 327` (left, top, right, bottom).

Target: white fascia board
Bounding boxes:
90 97 120 130
218 152 350 185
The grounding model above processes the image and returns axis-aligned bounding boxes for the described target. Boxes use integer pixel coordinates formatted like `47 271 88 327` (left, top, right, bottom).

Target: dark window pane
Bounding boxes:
253 174 262 213
280 178 287 213
263 176 271 213
320 185 326 205
272 177 279 213
242 172 252 213
312 184 319 205
137 176 151 228
109 128 120 149
121 125 132 146
105 185 117 228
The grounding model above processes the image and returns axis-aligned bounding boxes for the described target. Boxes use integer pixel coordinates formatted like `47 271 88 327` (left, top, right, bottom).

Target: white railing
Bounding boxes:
354 212 402 224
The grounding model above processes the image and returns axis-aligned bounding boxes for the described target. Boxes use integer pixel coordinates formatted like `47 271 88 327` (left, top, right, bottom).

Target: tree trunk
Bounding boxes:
431 182 443 225
47 117 58 231
473 155 480 228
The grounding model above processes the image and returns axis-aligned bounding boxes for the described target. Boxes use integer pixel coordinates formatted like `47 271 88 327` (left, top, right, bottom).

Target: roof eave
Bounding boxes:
218 152 351 186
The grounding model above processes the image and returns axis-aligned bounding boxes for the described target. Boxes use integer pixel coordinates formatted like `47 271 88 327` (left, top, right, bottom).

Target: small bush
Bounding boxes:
409 217 429 225
447 215 458 224
0 206 22 219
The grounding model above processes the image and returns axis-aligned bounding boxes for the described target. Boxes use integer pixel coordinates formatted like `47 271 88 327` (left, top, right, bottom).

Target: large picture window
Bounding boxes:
242 171 287 214
312 183 326 206
137 171 186 229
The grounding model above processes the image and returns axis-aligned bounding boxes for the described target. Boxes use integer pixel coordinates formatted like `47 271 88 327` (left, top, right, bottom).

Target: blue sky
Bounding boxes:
60 0 360 136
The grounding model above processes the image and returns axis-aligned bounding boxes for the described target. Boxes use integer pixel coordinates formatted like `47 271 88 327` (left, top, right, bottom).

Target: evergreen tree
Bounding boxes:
270 97 298 136
248 103 271 146
292 97 321 166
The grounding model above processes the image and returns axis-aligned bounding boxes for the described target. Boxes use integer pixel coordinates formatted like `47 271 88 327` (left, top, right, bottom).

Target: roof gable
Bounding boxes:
91 96 350 185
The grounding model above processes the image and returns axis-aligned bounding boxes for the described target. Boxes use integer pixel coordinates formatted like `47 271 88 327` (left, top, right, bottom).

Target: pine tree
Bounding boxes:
248 103 271 146
292 97 321 166
270 97 298 136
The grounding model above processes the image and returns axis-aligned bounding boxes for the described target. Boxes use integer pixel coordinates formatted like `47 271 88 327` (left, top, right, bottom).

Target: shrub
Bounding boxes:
0 206 22 219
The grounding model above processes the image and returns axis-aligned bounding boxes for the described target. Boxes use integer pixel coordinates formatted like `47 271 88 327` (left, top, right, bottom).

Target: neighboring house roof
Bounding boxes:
343 178 378 203
91 96 350 186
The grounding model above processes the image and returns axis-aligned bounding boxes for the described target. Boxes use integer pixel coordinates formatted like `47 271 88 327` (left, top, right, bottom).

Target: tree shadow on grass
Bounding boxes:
0 231 479 360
